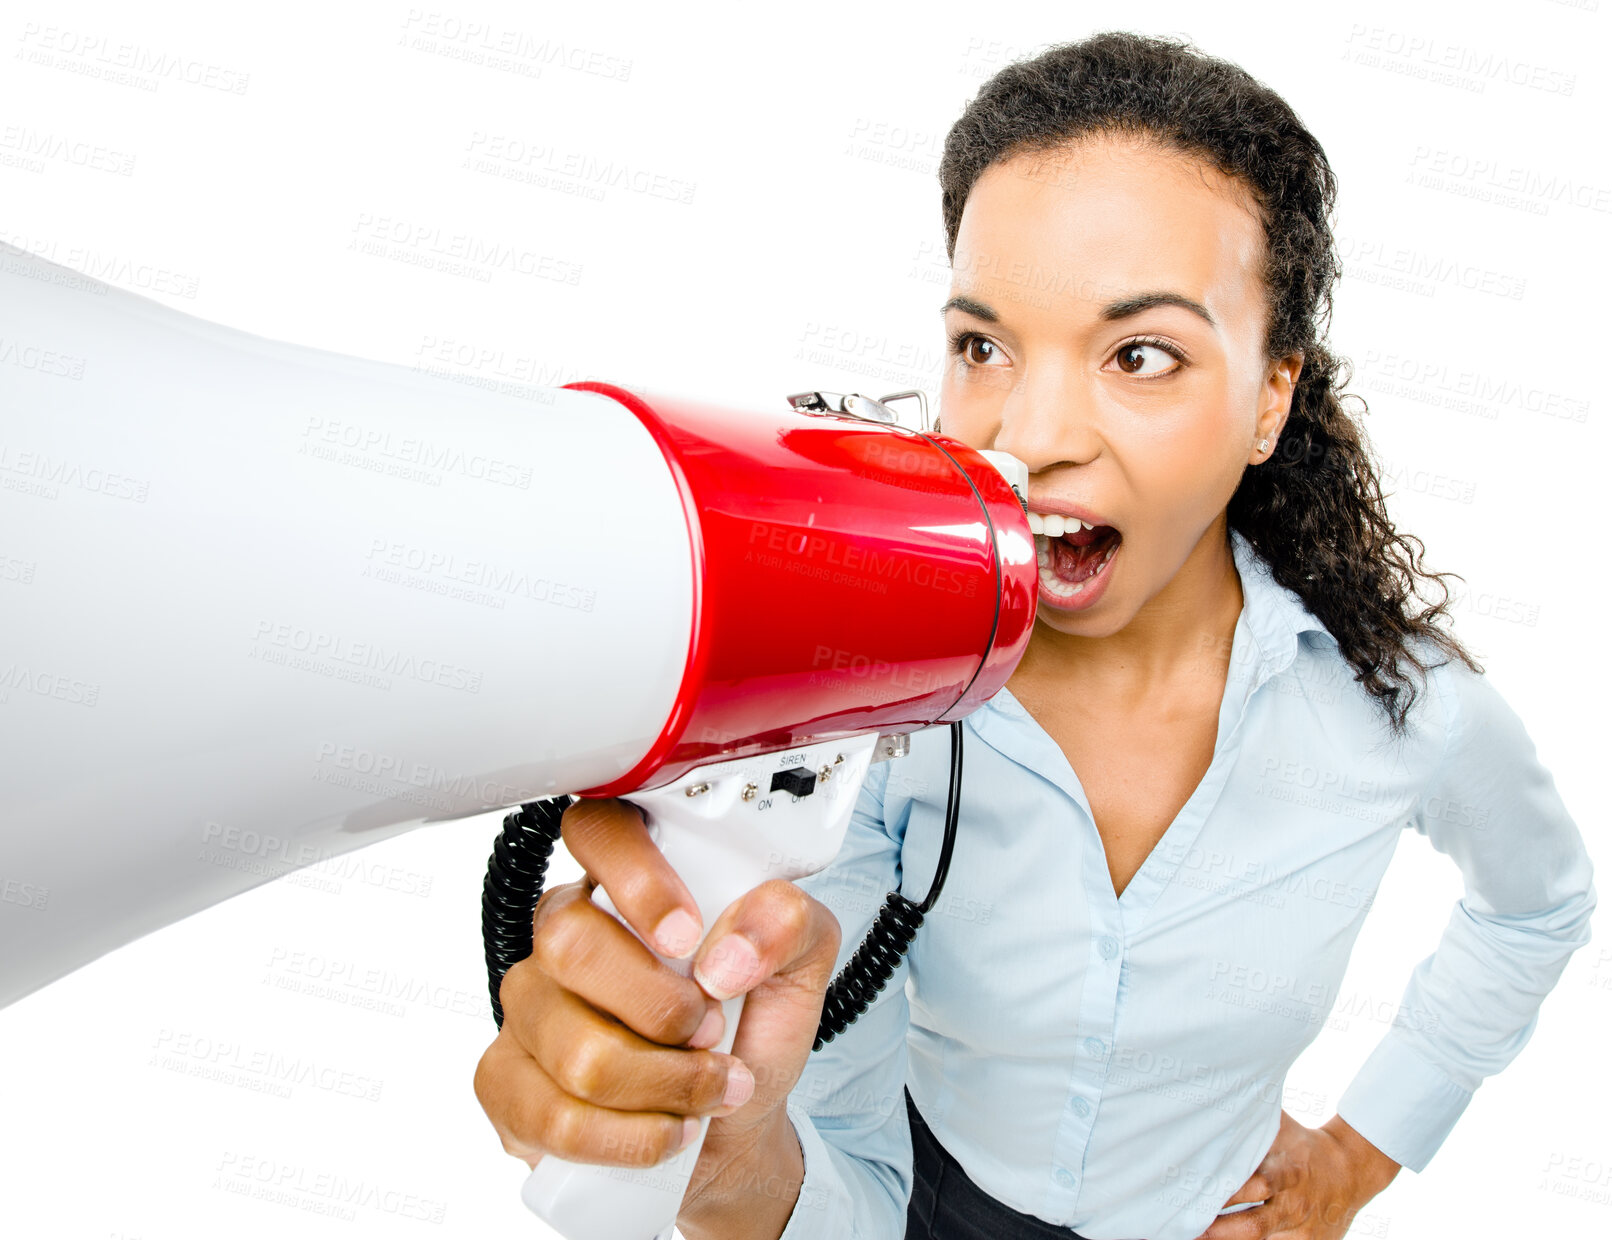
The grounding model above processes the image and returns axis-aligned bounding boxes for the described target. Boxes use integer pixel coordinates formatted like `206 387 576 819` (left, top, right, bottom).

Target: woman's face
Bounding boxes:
938 133 1303 639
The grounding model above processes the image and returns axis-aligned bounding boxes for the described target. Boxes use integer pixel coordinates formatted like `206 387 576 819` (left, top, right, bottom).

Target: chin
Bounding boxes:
1035 596 1131 637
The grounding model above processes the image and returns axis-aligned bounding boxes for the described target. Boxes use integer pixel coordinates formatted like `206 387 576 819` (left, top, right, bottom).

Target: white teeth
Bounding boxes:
1028 511 1095 535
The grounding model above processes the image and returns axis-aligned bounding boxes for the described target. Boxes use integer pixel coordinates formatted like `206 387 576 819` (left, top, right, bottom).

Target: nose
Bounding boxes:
988 366 1102 475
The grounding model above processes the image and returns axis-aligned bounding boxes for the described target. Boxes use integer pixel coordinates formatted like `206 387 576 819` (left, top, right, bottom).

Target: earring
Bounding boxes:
1257 437 1270 452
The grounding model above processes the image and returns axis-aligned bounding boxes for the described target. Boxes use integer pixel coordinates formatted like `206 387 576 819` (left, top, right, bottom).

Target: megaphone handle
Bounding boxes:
518 732 879 1240
518 814 753 1240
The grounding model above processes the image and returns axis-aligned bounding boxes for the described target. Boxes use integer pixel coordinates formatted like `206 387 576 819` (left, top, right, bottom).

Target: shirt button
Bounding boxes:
1083 1036 1105 1058
1070 1096 1091 1118
1099 936 1118 960
1055 1168 1076 1189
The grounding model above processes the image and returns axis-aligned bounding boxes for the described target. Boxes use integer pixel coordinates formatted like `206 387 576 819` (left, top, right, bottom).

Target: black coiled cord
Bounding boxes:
482 796 568 1029
481 721 964 1051
814 721 961 1049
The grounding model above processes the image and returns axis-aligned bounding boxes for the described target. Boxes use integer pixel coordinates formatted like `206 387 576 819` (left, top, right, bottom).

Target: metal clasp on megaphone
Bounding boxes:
786 388 1027 513
787 388 931 432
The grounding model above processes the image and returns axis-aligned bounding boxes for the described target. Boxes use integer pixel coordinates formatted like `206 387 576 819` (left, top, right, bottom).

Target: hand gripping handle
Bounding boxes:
520 734 879 1240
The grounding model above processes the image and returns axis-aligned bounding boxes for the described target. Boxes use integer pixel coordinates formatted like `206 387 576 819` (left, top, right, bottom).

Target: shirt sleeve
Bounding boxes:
775 753 915 1239
1335 658 1597 1172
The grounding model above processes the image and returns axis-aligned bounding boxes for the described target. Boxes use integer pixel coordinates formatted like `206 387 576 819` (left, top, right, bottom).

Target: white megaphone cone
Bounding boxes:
0 242 695 1009
0 242 1037 1239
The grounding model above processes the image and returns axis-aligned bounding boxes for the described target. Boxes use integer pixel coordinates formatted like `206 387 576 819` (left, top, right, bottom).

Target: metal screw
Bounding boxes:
741 783 758 802
685 782 710 797
818 765 833 783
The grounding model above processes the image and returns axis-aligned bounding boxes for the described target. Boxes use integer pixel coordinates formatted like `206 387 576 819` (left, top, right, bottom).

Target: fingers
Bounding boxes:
473 1033 702 1169
477 799 831 1178
692 879 843 1003
529 879 721 1048
1219 1169 1275 1207
1195 1203 1275 1239
561 797 705 959
1207 1135 1295 1238
498 955 750 1118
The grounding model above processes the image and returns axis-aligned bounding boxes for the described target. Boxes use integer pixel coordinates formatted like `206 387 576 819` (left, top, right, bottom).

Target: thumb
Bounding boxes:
691 879 841 1004
690 880 843 1114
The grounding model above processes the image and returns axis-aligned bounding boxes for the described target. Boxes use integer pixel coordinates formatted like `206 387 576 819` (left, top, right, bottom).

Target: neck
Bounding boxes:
1012 519 1245 695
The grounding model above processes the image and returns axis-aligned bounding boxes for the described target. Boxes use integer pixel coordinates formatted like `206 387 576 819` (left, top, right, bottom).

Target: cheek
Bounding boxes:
1119 401 1247 520
936 372 1006 445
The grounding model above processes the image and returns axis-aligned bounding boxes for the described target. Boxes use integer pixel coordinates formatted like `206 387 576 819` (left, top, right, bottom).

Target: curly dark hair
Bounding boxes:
938 29 1481 734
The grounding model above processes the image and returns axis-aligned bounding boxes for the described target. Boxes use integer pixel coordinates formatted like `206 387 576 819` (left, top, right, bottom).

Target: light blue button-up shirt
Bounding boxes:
776 529 1596 1240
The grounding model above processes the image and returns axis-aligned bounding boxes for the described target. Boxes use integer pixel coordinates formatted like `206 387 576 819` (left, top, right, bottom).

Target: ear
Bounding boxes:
1251 352 1304 464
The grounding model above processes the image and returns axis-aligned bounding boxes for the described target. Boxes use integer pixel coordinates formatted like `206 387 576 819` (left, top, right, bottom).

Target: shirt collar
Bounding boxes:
983 527 1334 725
1229 527 1335 681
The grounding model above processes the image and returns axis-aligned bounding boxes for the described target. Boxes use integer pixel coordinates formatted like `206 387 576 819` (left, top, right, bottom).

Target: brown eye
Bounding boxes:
1114 342 1179 377
965 337 998 365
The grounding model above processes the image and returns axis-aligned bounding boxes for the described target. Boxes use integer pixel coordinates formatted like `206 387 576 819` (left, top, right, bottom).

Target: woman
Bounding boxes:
473 31 1596 1240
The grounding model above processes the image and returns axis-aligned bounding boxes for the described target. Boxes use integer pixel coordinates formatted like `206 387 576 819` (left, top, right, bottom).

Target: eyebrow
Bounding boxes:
940 291 1217 329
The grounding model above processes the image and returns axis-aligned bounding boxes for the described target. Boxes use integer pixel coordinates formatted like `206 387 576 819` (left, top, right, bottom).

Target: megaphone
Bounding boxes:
0 241 1036 1239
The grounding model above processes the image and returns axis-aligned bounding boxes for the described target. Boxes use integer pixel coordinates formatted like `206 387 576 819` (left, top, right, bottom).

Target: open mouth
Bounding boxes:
1034 523 1122 603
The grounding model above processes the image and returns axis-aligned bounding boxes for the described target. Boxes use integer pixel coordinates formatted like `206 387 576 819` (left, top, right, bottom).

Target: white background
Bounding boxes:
1 1 1608 1237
